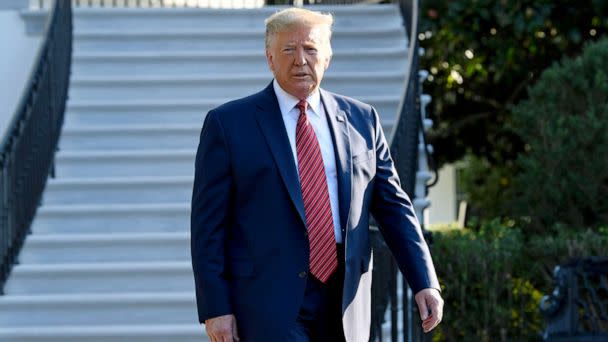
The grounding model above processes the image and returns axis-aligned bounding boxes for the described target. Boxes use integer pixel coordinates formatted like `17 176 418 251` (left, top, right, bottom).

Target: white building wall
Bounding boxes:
0 8 44 139
426 164 457 225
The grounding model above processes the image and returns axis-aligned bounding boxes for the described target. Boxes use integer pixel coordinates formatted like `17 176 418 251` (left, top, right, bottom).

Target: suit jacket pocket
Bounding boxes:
227 259 254 277
352 149 374 165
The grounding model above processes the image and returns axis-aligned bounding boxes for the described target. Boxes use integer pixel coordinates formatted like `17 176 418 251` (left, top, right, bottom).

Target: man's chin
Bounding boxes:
286 84 317 99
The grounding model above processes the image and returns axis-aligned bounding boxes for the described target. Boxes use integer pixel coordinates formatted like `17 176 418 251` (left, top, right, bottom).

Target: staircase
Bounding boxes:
0 5 407 341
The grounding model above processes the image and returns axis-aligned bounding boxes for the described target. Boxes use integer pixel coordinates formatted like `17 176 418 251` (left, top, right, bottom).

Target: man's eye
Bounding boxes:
283 48 295 53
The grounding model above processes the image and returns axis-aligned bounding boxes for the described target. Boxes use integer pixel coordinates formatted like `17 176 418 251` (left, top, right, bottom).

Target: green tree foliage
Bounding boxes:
508 38 608 232
420 0 608 166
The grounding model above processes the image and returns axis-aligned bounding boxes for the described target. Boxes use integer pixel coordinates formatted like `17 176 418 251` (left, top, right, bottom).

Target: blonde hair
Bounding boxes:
264 7 334 55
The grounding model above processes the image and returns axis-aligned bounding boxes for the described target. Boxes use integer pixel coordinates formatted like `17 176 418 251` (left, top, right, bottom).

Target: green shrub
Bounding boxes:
525 226 608 286
509 38 608 233
429 222 608 341
431 220 542 341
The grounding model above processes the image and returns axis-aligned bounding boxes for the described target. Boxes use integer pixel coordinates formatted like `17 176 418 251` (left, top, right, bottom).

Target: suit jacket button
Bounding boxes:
298 271 307 279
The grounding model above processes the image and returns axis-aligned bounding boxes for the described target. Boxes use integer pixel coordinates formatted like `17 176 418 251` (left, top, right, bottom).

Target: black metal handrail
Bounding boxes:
391 0 419 208
0 0 72 293
395 3 427 342
370 0 430 341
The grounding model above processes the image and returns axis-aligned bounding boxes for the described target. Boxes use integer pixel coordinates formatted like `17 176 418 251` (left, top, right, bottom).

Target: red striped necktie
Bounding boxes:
295 100 338 283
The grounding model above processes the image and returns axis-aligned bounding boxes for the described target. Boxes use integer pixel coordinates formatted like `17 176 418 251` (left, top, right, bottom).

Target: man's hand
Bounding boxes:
414 288 444 333
205 314 240 342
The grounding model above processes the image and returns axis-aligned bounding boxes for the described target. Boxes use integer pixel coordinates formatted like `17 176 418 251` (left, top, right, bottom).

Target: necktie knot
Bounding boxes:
296 100 308 116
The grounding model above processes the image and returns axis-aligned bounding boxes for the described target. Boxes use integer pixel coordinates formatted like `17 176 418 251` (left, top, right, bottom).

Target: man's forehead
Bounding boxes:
277 25 327 43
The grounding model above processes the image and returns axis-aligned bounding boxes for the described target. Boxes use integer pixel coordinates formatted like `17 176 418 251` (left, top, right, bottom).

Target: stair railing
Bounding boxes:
371 0 439 341
0 0 72 293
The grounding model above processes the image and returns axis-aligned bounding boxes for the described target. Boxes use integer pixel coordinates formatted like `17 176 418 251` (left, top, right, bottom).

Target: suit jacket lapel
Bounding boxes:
254 83 307 227
320 89 352 234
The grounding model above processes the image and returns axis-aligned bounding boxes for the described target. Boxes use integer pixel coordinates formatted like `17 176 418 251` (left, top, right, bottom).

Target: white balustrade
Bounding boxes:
414 68 434 228
30 0 265 9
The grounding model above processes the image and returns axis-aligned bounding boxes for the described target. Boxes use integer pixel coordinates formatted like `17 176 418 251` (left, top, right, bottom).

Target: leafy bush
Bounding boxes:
430 221 608 341
508 38 608 232
431 220 541 341
525 226 608 286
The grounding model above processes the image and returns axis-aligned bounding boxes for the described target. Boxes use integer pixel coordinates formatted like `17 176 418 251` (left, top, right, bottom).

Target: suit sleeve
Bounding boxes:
191 110 233 323
368 107 440 294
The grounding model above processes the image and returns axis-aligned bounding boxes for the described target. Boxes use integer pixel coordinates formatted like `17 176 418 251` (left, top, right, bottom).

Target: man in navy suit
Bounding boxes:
191 7 443 342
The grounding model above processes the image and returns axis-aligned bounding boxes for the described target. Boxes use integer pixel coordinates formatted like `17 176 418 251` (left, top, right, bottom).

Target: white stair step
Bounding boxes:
64 98 216 126
55 149 194 177
69 6 402 31
72 48 408 76
59 113 396 150
44 176 192 204
63 95 400 126
68 72 405 101
32 203 188 234
59 125 201 151
0 324 208 342
0 292 197 326
5 262 194 295
18 232 189 264
74 27 407 51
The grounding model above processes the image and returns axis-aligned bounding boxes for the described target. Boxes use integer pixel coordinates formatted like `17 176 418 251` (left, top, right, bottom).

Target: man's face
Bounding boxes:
266 24 332 100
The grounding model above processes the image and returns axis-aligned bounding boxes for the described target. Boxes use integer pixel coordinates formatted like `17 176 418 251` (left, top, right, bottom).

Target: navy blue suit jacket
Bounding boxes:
191 83 439 342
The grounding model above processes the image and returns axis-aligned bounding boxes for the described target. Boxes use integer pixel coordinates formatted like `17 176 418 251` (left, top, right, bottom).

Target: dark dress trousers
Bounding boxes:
190 82 440 342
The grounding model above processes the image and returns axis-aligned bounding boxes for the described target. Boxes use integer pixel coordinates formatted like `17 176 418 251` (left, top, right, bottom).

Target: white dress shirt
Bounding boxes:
273 80 343 243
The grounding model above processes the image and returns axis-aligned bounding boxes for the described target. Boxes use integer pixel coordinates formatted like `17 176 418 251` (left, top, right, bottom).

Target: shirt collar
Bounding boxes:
273 79 322 118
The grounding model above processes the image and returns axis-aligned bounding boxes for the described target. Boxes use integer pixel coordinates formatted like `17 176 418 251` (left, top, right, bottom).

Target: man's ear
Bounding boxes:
266 49 274 71
324 54 332 70
323 43 332 70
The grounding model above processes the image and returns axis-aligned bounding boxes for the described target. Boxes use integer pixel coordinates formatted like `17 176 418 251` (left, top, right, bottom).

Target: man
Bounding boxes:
191 7 443 342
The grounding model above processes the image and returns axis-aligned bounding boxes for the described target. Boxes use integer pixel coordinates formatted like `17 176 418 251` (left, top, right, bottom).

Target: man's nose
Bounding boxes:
294 47 307 66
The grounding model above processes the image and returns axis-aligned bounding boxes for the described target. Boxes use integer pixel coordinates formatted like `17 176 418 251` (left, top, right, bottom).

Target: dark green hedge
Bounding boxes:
430 221 608 341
